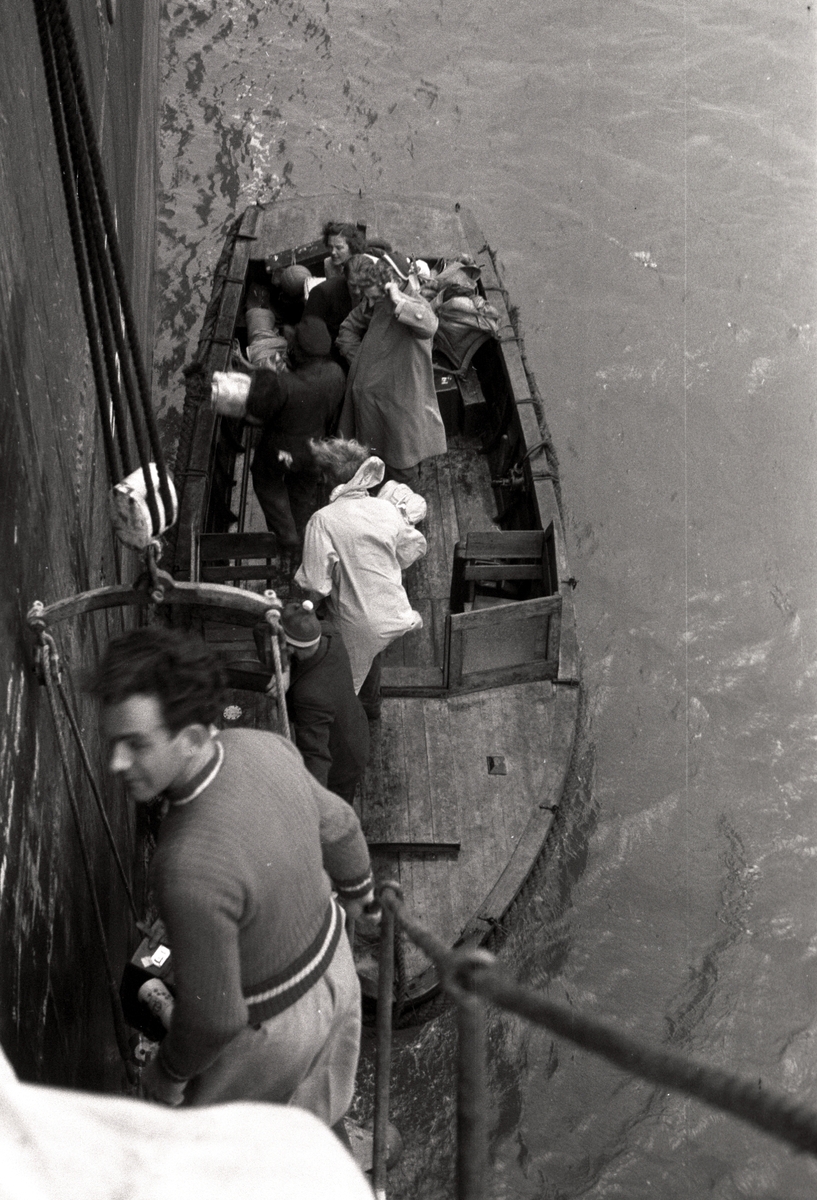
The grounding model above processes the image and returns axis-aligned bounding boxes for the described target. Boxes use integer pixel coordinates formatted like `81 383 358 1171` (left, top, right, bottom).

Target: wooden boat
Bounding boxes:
170 197 581 1005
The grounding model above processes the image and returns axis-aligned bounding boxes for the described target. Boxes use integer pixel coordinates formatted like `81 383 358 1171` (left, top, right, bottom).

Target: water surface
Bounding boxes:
154 2 817 1194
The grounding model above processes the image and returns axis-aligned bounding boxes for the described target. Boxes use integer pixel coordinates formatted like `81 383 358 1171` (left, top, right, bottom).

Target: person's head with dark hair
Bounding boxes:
90 627 225 802
322 221 367 271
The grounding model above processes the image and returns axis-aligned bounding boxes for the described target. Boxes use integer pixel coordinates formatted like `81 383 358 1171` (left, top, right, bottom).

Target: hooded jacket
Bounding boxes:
294 457 427 690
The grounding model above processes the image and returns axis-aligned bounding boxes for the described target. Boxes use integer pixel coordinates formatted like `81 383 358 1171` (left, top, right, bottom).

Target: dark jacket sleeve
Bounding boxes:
245 368 290 422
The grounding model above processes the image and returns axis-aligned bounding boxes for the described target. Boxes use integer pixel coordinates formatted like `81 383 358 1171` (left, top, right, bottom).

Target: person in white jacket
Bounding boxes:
295 438 427 717
0 1044 372 1200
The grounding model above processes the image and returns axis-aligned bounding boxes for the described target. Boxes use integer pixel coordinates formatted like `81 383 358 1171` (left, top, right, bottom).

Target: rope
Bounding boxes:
31 0 126 484
35 631 140 923
39 639 135 1081
378 886 817 1160
45 0 159 527
48 0 173 521
34 0 174 536
372 896 397 1200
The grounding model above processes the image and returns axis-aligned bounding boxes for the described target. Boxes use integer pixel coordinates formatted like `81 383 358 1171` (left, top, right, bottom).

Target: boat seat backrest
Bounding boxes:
450 526 558 611
194 531 280 585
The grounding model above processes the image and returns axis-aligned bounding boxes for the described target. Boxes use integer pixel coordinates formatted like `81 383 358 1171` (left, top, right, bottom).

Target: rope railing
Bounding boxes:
374 883 817 1199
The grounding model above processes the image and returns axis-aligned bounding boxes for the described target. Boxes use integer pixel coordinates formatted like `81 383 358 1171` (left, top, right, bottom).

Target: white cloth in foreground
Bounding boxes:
295 456 427 691
0 1047 371 1200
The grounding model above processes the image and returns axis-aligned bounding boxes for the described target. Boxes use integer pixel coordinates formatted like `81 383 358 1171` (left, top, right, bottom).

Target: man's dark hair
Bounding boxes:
88 626 225 734
321 221 367 254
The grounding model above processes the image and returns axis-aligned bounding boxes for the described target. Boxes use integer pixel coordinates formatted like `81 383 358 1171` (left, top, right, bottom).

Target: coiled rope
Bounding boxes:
33 0 173 536
376 882 817 1199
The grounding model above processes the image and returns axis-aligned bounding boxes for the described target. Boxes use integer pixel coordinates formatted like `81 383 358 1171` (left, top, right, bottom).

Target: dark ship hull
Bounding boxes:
0 0 161 1089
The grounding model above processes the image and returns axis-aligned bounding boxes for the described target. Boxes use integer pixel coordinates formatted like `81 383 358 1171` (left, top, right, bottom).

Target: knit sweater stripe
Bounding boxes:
245 897 342 1022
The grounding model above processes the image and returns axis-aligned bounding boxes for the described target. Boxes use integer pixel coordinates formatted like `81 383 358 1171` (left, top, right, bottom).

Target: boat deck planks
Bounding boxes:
360 680 555 985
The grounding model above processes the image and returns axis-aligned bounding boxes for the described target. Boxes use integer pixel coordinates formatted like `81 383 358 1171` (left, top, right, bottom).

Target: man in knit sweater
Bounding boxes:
91 627 373 1129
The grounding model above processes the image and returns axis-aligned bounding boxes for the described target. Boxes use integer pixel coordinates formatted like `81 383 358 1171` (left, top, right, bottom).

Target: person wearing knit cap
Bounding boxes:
335 252 446 490
280 600 369 804
238 315 345 557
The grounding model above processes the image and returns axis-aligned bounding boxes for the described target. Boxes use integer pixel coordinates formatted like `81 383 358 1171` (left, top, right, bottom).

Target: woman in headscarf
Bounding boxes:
336 253 447 490
294 438 427 717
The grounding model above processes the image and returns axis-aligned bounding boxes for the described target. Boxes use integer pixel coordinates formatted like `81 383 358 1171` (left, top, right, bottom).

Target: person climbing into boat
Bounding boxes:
336 252 447 490
294 437 427 718
280 599 370 803
90 626 373 1131
211 315 345 564
321 220 367 280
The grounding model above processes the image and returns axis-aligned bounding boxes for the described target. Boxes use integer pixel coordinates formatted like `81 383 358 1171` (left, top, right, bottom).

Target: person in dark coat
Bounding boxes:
246 316 345 552
281 600 370 804
336 252 446 488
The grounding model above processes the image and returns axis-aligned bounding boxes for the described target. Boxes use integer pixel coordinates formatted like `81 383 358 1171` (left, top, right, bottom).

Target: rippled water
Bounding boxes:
153 1 817 1194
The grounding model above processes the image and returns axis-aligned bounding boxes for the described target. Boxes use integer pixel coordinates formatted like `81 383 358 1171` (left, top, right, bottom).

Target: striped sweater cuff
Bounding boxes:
333 867 374 901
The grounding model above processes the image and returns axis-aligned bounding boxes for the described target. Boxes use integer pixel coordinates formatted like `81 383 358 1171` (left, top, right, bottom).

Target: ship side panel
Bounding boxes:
0 0 160 1088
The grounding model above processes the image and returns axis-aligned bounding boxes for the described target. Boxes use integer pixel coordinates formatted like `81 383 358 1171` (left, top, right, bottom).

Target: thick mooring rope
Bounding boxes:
33 0 174 535
378 885 817 1161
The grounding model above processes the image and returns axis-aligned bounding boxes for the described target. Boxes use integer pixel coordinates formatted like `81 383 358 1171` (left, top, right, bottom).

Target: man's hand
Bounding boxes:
141 1057 187 1107
385 280 402 306
338 889 380 923
136 917 167 952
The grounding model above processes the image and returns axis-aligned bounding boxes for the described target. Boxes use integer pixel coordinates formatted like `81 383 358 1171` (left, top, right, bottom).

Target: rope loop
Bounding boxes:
442 946 496 1006
377 880 404 909
36 628 62 685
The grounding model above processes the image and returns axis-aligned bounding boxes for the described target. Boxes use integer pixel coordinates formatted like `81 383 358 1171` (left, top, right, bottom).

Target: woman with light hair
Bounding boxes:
295 438 427 718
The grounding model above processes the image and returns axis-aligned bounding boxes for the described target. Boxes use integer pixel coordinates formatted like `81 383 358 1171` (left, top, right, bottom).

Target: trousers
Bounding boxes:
183 927 360 1126
251 462 319 549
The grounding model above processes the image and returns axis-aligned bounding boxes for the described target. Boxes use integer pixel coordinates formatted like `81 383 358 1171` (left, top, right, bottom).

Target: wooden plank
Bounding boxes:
499 339 534 403
430 596 449 666
358 704 386 840
418 456 455 600
444 690 496 919
448 595 561 689
402 699 434 841
464 531 544 557
378 699 410 843
423 699 460 843
401 598 435 668
447 439 499 538
380 665 446 695
201 564 276 583
199 532 279 558
366 841 460 856
464 564 547 582
514 401 546 460
460 686 579 938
